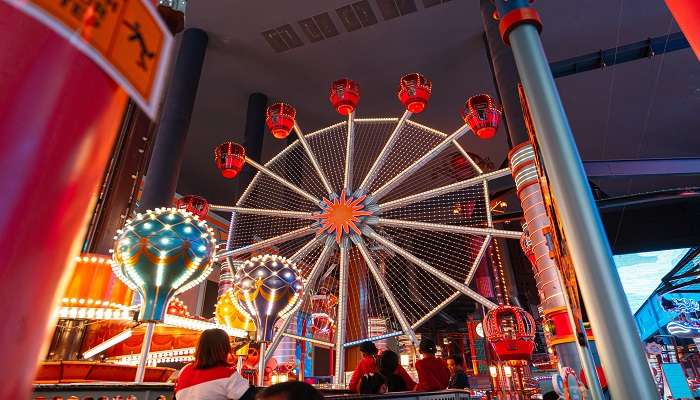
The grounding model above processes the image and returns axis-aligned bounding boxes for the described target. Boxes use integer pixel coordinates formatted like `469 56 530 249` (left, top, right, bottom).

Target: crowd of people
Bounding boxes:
172 329 470 400
350 338 470 395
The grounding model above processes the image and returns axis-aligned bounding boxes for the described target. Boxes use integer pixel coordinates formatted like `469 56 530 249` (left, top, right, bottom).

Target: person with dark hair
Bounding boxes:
175 329 255 400
378 350 416 391
256 381 324 400
414 338 450 391
359 373 388 394
348 341 378 392
445 355 469 389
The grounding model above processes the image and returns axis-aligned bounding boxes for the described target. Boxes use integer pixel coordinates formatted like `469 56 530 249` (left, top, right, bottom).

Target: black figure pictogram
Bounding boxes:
123 20 155 70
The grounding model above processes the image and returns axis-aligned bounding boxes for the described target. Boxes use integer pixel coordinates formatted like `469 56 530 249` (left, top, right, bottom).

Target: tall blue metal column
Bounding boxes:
492 1 657 398
139 28 208 211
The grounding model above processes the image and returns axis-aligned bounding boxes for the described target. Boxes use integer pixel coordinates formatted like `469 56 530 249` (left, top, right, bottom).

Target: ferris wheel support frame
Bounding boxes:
225 114 522 380
209 205 316 220
411 234 493 330
215 225 315 260
358 110 412 193
366 229 497 310
376 218 522 240
244 157 320 204
294 122 335 195
344 112 355 193
354 237 419 346
371 123 471 201
264 239 334 364
377 168 511 212
334 239 350 385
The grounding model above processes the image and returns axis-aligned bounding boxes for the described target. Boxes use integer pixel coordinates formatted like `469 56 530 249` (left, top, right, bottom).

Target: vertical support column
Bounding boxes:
237 93 268 197
0 5 128 397
258 342 267 386
479 0 528 146
494 1 657 398
135 322 156 383
139 28 208 211
334 240 349 385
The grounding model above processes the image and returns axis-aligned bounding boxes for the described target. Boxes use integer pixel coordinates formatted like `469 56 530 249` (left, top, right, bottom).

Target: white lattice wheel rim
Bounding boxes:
210 112 522 376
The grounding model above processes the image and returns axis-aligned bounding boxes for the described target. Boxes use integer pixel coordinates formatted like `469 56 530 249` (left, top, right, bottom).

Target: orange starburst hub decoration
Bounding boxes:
314 191 372 244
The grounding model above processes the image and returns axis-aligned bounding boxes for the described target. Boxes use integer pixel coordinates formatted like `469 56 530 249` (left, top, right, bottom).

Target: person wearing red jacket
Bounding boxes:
348 341 378 392
414 338 450 392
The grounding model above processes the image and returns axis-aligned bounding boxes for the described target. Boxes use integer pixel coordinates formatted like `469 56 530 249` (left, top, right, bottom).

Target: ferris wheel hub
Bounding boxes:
312 190 376 245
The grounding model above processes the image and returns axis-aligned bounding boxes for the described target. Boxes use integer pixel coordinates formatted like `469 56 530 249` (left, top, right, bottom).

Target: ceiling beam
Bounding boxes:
550 32 690 79
584 158 700 177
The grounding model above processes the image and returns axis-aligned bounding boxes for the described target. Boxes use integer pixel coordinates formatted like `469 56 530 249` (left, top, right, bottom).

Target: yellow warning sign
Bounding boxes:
4 0 173 119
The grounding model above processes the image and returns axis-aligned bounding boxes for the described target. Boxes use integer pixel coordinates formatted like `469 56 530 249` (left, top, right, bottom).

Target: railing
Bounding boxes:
33 383 174 400
325 389 476 400
33 384 478 400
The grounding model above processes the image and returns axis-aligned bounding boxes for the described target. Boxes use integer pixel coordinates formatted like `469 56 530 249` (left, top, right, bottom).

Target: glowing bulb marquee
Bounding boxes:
112 207 216 322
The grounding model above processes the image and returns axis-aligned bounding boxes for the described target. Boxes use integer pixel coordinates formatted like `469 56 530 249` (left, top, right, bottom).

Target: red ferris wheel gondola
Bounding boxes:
397 73 432 113
461 94 502 140
484 305 536 361
214 142 246 179
175 195 209 218
266 103 297 139
329 78 360 116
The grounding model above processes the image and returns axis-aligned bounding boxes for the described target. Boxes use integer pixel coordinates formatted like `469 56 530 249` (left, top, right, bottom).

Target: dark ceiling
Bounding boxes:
175 0 700 248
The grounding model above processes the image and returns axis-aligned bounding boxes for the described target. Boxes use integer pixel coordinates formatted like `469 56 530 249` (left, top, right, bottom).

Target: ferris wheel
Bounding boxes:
209 75 522 383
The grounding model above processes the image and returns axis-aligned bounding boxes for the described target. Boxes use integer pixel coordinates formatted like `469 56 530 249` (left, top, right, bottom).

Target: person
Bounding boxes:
414 338 450 391
175 328 255 400
256 381 324 400
445 355 469 389
377 350 415 391
348 341 378 392
359 373 388 394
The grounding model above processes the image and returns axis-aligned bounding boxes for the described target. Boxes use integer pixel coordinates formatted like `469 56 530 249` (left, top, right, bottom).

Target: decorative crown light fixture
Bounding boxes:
214 142 246 179
266 103 297 139
329 78 360 115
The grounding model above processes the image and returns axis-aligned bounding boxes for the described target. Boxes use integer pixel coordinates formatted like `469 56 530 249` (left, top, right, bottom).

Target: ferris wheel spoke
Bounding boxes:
294 122 335 195
405 120 484 175
334 238 350 385
465 235 492 285
288 236 322 263
371 124 472 201
366 229 497 310
281 332 334 348
377 218 522 239
413 236 490 330
215 225 316 260
245 157 320 204
264 240 335 363
357 110 412 193
208 205 315 220
344 112 356 193
354 237 419 346
377 168 511 212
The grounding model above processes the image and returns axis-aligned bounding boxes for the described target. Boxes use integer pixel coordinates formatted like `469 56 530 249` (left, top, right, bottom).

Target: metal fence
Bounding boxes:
33 383 475 400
